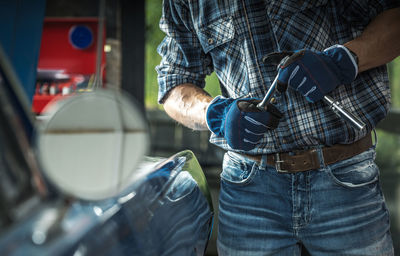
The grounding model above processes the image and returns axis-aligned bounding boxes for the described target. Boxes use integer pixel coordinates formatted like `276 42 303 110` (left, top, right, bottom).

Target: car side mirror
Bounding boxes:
36 89 149 201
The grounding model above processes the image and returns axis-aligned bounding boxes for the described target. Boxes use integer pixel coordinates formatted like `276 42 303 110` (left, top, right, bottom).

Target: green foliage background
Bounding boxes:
377 57 400 172
145 0 400 172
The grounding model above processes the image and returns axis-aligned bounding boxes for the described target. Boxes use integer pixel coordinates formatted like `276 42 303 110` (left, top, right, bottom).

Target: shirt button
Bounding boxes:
208 38 214 44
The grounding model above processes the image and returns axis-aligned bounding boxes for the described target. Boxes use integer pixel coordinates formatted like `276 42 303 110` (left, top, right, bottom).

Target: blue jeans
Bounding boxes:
217 147 394 255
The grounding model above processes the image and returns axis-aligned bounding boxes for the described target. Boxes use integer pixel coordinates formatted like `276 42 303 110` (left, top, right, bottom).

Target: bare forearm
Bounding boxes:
163 83 213 130
344 7 400 73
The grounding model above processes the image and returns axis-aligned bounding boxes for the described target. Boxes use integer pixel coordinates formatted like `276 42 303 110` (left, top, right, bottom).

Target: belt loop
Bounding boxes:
315 146 325 167
372 129 378 149
259 154 268 170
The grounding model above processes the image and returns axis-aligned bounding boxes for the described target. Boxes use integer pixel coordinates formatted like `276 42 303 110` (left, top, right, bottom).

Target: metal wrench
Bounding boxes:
256 63 366 131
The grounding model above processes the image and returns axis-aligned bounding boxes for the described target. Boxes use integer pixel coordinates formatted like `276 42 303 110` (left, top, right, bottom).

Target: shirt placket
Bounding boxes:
240 0 292 152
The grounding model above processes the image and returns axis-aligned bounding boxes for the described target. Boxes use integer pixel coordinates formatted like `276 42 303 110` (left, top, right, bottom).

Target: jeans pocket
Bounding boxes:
220 152 258 186
327 148 379 188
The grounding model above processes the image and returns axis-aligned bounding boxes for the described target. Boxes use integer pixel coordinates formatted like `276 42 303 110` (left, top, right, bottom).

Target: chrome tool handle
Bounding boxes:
323 95 366 131
257 55 289 111
256 73 279 111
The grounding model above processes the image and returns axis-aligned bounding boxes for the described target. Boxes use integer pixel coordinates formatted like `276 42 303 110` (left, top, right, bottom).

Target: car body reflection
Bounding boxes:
0 151 214 256
0 45 213 256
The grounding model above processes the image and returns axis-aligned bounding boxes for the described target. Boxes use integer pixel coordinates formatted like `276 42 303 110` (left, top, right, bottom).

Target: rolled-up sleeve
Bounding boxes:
369 0 400 16
156 0 213 104
342 0 400 28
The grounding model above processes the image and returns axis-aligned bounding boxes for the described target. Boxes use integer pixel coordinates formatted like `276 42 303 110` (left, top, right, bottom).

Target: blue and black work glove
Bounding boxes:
266 45 358 103
206 96 282 151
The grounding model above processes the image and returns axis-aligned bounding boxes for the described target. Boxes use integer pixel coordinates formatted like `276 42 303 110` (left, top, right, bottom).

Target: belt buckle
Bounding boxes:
275 153 290 173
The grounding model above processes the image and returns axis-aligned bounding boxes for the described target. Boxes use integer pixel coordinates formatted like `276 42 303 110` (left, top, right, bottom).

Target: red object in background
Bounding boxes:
33 17 106 114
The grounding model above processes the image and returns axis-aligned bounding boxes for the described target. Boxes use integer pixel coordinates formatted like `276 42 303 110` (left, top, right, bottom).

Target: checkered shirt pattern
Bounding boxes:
156 0 400 154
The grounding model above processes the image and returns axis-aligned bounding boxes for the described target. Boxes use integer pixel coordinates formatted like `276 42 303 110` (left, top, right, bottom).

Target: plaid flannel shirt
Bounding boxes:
156 0 399 154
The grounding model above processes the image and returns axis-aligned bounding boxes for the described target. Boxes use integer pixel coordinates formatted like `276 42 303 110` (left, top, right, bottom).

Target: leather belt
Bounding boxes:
242 133 372 173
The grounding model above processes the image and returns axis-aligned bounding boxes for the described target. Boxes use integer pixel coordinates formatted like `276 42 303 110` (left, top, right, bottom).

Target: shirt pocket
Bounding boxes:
197 16 235 54
268 0 329 20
